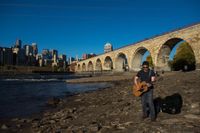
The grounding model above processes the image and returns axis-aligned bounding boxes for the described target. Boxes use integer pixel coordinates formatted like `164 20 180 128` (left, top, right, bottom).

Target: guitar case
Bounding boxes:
154 93 183 114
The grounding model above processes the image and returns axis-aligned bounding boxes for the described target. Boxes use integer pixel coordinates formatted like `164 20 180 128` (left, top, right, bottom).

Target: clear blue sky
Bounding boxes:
0 0 200 58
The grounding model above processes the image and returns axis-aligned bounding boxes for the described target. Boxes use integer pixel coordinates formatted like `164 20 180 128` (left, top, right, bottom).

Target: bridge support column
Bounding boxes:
189 36 200 70
194 51 200 70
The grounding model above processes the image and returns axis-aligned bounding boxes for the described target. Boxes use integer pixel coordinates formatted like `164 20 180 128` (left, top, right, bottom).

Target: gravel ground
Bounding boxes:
1 71 200 133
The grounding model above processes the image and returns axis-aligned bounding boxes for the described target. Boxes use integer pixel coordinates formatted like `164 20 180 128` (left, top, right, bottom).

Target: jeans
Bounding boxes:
141 88 155 119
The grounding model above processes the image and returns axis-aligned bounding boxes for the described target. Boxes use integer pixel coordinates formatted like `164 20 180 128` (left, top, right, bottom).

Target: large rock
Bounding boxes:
47 97 61 107
190 103 200 114
1 124 8 130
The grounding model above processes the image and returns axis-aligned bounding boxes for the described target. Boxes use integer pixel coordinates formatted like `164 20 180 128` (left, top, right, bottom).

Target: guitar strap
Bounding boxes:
149 69 153 87
149 69 151 81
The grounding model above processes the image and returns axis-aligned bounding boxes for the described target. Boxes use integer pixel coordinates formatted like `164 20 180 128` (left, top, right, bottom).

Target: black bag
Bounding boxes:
161 93 183 114
154 93 183 114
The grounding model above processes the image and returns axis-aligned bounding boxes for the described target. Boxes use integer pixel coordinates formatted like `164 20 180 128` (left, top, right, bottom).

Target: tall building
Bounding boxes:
50 49 58 60
15 39 22 49
24 45 33 56
23 44 37 66
50 49 58 67
59 54 66 62
42 49 50 59
0 47 4 65
75 55 78 61
58 54 67 68
44 59 52 67
104 42 113 53
36 54 43 67
89 53 96 58
82 53 96 60
12 47 26 66
32 43 38 57
36 54 42 61
3 47 13 65
68 57 75 64
82 54 87 60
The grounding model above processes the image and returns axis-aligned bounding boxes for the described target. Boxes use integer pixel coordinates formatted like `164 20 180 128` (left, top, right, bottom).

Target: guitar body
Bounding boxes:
133 81 149 97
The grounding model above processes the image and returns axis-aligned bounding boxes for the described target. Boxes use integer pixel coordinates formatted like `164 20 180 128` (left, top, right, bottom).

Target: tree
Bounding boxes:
171 42 195 71
146 55 154 68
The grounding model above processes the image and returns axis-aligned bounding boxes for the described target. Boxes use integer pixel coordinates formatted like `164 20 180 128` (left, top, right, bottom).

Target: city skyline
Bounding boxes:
0 39 67 58
0 39 68 69
0 0 200 58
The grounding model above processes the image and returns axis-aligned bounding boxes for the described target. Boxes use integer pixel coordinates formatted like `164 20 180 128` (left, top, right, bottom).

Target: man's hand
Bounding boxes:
146 83 152 87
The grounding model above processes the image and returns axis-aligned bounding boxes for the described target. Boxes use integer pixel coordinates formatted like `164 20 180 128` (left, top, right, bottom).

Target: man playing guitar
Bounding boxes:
134 61 156 121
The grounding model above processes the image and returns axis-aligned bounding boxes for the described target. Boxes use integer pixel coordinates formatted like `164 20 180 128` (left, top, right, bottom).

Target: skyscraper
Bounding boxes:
50 50 58 66
15 39 22 49
58 54 67 68
3 47 13 65
59 54 66 62
82 53 96 60
24 45 33 56
50 49 58 60
32 43 38 57
104 42 113 53
68 57 75 64
0 47 4 65
42 49 50 59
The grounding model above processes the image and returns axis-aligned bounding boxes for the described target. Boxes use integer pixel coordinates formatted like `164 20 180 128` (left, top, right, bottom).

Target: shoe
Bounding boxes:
142 115 148 120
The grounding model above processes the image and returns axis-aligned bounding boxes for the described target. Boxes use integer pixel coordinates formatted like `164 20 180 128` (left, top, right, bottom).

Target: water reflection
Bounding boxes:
0 80 112 119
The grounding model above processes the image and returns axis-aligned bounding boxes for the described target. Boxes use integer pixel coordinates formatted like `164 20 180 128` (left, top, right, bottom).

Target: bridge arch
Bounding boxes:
77 64 81 71
95 58 102 71
88 61 94 71
132 47 152 71
156 37 196 71
82 63 86 71
104 56 113 70
115 52 128 71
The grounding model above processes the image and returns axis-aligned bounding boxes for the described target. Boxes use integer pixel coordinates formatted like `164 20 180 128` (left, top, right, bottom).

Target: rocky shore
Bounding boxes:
66 73 133 83
1 71 200 133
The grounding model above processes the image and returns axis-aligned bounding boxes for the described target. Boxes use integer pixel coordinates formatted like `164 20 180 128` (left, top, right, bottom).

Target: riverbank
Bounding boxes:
1 71 200 133
66 72 133 83
0 66 73 75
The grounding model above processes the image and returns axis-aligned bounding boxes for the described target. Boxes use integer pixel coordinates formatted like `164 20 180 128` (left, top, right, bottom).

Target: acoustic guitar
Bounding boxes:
133 81 149 97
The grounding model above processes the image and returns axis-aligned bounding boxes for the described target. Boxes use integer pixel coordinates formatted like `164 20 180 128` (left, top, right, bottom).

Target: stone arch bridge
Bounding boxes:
76 23 200 72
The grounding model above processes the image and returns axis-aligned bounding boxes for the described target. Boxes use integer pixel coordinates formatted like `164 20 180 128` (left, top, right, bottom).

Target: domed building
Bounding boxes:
104 42 113 53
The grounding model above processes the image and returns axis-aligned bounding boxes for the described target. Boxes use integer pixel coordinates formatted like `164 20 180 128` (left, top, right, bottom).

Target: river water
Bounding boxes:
0 74 112 119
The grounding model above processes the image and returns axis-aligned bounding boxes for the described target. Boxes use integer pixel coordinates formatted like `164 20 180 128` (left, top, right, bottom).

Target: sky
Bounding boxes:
0 0 200 58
